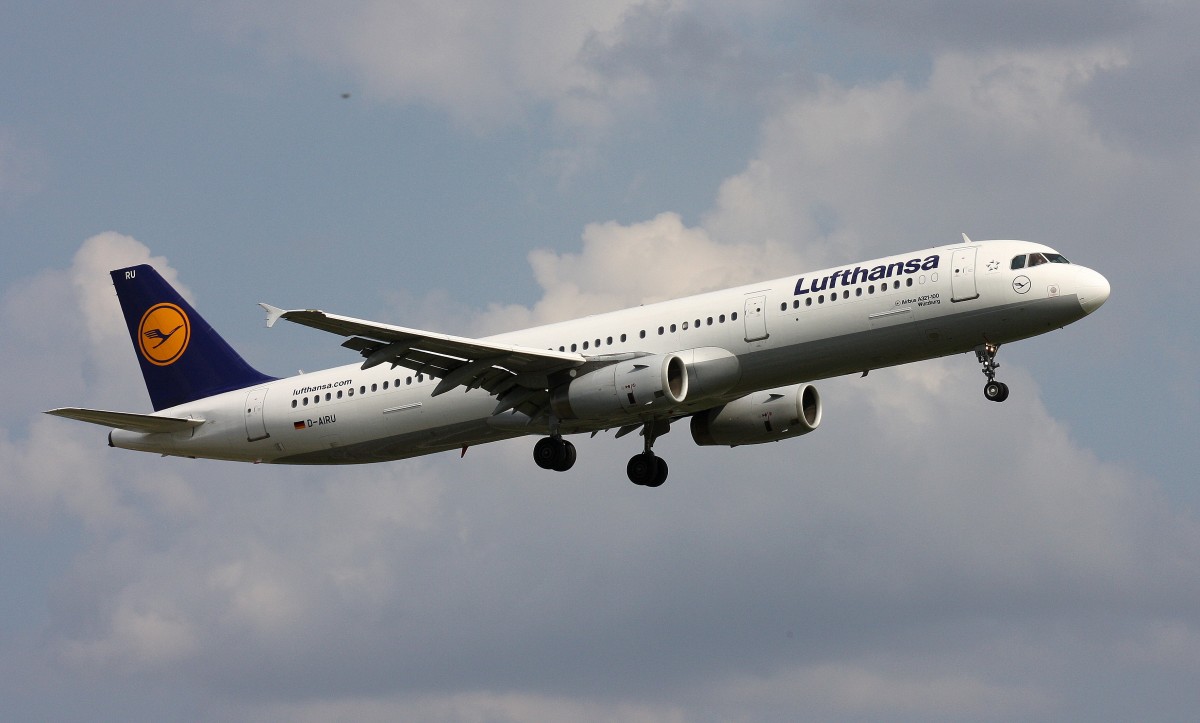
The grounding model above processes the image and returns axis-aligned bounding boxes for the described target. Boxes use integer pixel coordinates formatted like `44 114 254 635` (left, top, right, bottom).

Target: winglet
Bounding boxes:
962 233 973 244
259 303 287 328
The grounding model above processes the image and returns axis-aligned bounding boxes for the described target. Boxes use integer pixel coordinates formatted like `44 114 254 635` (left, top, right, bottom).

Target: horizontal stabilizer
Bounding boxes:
45 407 205 434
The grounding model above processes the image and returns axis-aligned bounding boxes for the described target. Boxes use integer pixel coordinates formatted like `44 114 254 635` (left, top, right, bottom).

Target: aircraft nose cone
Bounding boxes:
1078 268 1110 315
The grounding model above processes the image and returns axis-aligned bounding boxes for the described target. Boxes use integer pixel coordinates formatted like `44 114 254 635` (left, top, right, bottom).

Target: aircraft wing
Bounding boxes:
259 305 586 407
46 408 206 433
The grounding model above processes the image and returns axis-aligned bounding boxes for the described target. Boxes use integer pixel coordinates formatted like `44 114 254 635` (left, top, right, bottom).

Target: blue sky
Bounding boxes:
2 2 1198 721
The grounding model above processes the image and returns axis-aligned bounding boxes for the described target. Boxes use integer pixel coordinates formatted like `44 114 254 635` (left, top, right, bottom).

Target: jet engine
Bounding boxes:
551 352 689 420
690 383 822 446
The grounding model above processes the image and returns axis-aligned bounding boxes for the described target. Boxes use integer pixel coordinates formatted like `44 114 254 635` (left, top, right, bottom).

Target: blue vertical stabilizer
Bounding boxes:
110 265 275 411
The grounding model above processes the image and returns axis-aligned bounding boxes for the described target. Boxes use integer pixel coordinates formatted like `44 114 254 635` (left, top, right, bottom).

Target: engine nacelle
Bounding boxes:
552 353 689 421
690 383 822 446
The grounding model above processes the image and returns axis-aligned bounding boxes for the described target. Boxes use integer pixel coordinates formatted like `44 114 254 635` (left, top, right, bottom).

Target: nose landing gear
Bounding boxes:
976 342 1010 402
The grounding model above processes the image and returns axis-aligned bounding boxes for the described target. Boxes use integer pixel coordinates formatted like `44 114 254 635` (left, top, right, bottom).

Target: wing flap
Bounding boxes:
46 408 205 434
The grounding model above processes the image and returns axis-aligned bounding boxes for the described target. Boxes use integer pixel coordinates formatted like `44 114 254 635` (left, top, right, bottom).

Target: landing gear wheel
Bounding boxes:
983 380 1007 402
533 437 566 470
645 457 668 487
552 440 577 472
627 452 664 486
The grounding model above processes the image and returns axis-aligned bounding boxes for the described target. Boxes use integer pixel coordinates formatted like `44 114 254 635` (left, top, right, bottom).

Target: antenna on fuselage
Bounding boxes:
962 233 973 243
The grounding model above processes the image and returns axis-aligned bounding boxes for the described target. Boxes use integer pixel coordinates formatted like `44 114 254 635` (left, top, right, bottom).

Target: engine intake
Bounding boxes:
690 383 822 446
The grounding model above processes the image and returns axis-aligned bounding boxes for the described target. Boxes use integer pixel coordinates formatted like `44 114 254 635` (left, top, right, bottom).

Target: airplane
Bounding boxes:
46 236 1110 487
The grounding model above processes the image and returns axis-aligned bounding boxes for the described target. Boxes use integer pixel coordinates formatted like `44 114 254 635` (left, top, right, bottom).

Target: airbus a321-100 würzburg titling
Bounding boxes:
48 236 1109 487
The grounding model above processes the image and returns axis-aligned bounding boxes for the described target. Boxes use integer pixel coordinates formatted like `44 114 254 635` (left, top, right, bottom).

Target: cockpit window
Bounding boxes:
1014 252 1069 270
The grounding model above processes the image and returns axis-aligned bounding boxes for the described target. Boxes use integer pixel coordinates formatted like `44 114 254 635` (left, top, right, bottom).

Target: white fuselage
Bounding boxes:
109 240 1109 464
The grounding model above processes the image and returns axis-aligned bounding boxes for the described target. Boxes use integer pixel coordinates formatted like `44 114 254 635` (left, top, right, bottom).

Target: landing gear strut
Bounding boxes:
533 435 576 472
627 420 669 487
976 342 1010 402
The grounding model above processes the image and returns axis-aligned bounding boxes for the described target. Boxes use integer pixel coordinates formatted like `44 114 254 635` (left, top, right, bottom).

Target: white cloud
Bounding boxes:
705 46 1137 258
473 211 806 333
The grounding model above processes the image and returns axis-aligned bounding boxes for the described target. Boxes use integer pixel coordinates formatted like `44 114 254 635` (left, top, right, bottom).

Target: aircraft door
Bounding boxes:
743 294 769 342
244 387 270 441
951 247 979 302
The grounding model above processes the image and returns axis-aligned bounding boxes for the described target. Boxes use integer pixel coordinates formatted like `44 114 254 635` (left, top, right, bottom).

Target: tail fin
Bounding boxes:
111 265 275 411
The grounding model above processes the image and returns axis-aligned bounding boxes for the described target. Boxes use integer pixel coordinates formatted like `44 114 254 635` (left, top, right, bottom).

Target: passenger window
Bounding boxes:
291 399 297 408
639 330 646 339
683 321 689 330
818 295 825 304
695 319 701 327
607 336 613 345
906 278 913 287
719 314 726 323
382 382 388 390
371 383 377 392
658 326 664 335
582 341 589 350
707 317 713 325
806 298 813 306
571 343 577 352
313 395 319 404
731 312 738 320
1011 255 1026 270
303 397 309 406
348 388 354 397
670 324 677 333
406 377 412 385
620 334 626 342
856 288 862 297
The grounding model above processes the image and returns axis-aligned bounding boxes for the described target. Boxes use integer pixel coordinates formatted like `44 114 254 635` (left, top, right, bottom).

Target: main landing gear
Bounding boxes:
532 419 671 486
626 420 669 488
976 342 1010 402
533 435 576 472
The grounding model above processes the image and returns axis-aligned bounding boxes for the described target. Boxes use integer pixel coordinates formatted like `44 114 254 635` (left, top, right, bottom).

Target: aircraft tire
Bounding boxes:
645 457 668 487
984 380 1008 402
627 452 659 486
534 437 565 469
552 440 577 472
